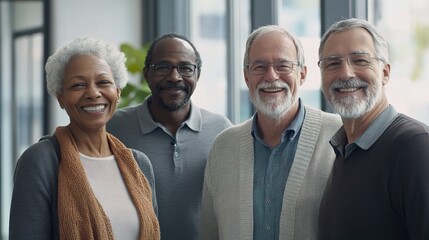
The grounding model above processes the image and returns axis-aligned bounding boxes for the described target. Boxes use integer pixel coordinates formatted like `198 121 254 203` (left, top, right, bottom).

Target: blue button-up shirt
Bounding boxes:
251 100 305 240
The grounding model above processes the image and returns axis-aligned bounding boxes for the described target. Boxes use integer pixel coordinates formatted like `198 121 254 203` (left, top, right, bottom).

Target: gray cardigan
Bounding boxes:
201 107 342 240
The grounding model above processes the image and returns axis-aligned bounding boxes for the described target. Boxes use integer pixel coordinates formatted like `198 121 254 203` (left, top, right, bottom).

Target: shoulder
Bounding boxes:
195 105 233 126
212 118 251 145
17 139 58 165
388 114 429 148
112 104 142 120
14 140 59 182
130 149 154 175
304 106 342 129
392 114 429 134
108 104 144 133
305 106 341 121
130 149 152 168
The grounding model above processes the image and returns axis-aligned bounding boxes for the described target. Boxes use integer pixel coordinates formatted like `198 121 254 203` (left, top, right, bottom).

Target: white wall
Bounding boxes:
50 0 143 131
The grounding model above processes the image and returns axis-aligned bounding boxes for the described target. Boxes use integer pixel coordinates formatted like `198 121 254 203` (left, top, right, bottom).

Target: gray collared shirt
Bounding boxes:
330 105 399 158
107 96 233 240
251 99 305 240
140 97 202 136
139 97 203 169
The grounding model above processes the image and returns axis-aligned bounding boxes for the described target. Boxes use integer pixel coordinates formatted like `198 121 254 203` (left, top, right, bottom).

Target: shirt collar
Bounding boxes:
138 96 202 134
330 104 399 157
354 105 398 149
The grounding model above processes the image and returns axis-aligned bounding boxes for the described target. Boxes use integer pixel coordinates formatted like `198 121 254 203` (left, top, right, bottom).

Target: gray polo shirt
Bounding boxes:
107 96 232 240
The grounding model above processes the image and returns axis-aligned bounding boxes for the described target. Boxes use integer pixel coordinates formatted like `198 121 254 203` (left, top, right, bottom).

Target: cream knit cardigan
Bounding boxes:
201 107 342 240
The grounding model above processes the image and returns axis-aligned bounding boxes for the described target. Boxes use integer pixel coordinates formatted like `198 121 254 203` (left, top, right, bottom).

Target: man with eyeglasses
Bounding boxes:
107 33 232 240
318 18 429 240
201 25 341 240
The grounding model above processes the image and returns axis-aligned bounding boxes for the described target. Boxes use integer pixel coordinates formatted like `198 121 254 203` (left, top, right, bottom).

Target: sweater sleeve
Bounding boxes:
131 149 158 216
201 142 220 240
9 140 60 240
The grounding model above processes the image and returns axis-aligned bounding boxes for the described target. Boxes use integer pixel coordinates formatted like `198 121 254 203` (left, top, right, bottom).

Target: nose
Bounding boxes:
168 66 183 82
337 58 356 79
85 84 102 99
264 65 279 81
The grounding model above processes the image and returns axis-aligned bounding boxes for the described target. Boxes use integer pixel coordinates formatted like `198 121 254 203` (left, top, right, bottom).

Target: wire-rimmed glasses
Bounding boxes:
247 59 299 75
318 53 385 72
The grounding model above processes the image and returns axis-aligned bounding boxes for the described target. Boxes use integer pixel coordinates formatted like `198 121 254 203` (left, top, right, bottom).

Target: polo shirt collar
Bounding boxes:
137 96 202 134
330 104 398 157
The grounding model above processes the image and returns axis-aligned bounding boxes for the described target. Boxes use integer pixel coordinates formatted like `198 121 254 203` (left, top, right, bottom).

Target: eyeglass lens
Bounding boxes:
152 63 196 77
319 53 379 71
248 60 295 75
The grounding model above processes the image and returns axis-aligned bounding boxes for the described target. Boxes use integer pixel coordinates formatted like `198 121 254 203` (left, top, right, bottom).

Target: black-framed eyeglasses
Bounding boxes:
318 53 385 72
149 63 197 77
246 59 299 75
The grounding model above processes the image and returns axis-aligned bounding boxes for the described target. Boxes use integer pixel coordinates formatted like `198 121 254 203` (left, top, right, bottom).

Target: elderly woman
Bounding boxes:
9 37 160 240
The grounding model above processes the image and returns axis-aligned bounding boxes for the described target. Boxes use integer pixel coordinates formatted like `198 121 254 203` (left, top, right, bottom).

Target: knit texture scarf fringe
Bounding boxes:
55 126 160 240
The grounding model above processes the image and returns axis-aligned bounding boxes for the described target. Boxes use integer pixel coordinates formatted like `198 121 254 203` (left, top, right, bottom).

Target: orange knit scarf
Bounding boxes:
55 126 160 240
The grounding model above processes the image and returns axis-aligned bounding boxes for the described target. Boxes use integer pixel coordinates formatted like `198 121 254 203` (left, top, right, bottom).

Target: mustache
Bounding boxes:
330 78 368 89
256 80 289 90
156 81 188 91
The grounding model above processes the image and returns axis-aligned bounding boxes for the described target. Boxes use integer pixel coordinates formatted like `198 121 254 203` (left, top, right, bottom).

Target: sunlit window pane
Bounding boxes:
14 34 44 161
375 0 429 125
279 0 321 109
190 0 227 116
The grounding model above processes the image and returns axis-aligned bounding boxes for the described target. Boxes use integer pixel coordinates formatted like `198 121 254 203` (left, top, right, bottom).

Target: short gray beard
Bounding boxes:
327 78 381 119
250 80 296 119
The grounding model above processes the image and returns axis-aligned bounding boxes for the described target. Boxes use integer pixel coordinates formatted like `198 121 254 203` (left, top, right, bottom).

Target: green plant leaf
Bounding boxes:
119 43 152 108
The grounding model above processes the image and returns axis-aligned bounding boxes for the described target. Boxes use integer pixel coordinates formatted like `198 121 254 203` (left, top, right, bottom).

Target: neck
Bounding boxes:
67 125 111 157
342 97 389 144
257 103 299 148
148 102 191 135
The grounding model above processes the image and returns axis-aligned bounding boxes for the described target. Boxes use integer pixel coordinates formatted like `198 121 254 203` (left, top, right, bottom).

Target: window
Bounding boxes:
1 1 46 236
374 0 429 125
13 33 44 162
190 0 228 117
190 0 251 123
279 0 321 109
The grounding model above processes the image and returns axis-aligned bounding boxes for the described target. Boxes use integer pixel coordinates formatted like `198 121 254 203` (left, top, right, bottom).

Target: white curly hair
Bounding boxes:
45 36 128 96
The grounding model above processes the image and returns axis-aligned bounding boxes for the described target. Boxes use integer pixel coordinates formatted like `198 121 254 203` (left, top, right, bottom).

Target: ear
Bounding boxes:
143 67 150 83
117 88 121 99
243 68 251 89
299 65 307 86
382 62 391 86
196 68 201 81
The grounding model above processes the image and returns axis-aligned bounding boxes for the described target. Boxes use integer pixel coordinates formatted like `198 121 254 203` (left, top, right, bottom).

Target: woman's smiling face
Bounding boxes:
57 54 120 131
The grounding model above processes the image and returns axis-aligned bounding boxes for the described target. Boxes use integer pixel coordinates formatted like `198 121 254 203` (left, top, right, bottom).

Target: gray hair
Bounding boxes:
243 25 305 68
319 18 389 63
45 36 128 96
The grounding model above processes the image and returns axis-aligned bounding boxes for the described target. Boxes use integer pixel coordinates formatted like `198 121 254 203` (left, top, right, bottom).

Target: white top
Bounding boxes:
80 153 140 239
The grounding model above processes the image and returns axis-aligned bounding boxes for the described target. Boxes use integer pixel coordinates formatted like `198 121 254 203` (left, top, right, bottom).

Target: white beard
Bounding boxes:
326 78 382 119
250 80 297 119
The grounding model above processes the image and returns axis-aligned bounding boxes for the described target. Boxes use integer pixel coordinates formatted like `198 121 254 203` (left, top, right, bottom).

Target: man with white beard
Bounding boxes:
200 25 342 240
318 18 429 240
